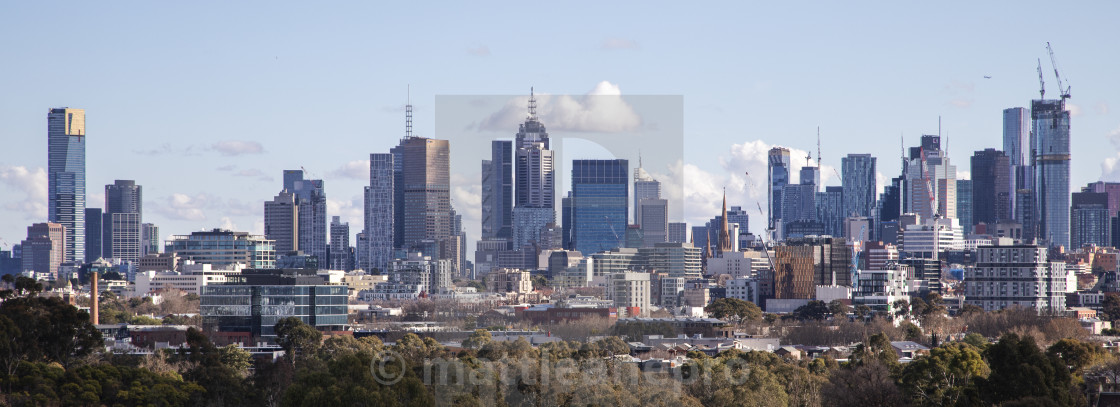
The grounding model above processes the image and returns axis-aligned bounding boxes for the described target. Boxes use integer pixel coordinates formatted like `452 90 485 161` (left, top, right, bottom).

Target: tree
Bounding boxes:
794 301 830 321
705 298 763 321
595 336 631 356
0 296 101 368
899 343 989 406
821 361 907 407
854 304 872 319
1047 338 1108 376
980 333 1080 406
957 304 985 317
275 317 322 363
1102 293 1120 322
893 299 911 319
828 300 851 317
962 333 988 350
462 329 492 350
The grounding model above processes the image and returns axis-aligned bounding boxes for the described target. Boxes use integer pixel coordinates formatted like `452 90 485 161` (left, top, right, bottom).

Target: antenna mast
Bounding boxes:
528 87 537 119
816 126 821 168
405 85 413 139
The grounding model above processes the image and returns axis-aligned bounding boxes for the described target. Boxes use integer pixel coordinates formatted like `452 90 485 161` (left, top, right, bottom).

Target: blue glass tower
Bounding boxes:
570 159 628 254
47 108 85 264
1031 99 1071 248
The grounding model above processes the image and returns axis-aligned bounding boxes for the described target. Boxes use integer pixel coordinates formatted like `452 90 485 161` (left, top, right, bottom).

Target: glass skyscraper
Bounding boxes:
103 180 142 262
767 148 791 231
363 153 394 273
841 154 877 219
570 159 628 255
481 140 513 240
956 179 973 234
970 149 1011 227
47 108 86 263
1031 99 1071 248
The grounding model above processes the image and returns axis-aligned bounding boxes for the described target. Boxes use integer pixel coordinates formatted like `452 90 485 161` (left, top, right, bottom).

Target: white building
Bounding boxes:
367 252 452 300
853 266 910 314
964 239 1067 312
900 217 964 258
706 251 770 279
726 276 761 305
609 272 651 316
487 268 533 294
132 262 241 296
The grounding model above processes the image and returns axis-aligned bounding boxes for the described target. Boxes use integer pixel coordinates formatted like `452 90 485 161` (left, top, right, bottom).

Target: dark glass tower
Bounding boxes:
47 108 85 263
970 149 1011 227
570 160 628 254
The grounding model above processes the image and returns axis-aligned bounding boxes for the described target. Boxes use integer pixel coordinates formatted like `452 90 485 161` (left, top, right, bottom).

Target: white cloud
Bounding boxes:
957 170 971 181
1067 103 1082 117
602 38 639 50
450 173 482 228
219 217 237 231
467 45 490 57
152 193 212 221
0 165 47 219
329 160 369 180
477 81 642 133
210 141 264 156
326 196 364 228
1101 126 1120 181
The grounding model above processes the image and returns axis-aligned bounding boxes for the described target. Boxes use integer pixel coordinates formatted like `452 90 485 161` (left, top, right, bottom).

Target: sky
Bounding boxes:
1 1 1119 254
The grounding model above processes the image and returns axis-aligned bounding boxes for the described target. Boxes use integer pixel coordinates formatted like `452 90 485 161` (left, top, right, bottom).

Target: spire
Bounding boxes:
718 188 733 254
405 85 413 139
816 127 822 168
528 87 537 119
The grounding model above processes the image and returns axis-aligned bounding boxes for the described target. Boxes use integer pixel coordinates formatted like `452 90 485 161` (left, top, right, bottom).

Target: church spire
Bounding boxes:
718 188 733 254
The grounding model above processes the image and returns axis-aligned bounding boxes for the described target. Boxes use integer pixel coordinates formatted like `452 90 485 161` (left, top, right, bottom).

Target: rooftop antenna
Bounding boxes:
405 85 413 139
528 86 537 119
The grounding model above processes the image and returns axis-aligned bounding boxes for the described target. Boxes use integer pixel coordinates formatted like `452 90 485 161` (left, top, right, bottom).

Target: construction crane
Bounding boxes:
920 147 938 218
1046 42 1071 99
1037 58 1046 100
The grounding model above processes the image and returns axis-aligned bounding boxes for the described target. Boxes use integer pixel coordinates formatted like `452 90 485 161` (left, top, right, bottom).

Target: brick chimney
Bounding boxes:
91 272 99 325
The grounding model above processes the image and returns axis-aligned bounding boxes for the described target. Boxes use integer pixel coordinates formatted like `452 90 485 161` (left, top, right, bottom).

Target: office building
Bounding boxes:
481 140 513 241
971 149 1011 228
1084 182 1120 219
264 191 299 254
201 270 347 341
1032 99 1071 248
841 154 877 219
1071 192 1110 249
165 229 276 269
141 223 159 256
1004 107 1031 223
635 242 703 279
638 198 668 247
329 216 351 271
102 180 142 262
668 222 688 244
367 252 453 299
772 236 851 299
513 90 556 248
47 108 85 264
279 170 328 266
899 217 964 259
398 137 452 250
817 186 844 237
768 147 792 232
569 159 628 255
363 153 394 273
957 180 973 234
20 222 66 279
609 272 651 316
964 240 1067 312
84 207 102 263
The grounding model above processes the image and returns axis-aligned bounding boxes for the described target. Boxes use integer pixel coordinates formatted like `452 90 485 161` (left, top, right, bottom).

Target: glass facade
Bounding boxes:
1031 99 1071 248
957 180 973 234
165 229 276 269
201 284 347 339
841 154 877 219
47 108 86 263
768 148 791 230
570 160 628 255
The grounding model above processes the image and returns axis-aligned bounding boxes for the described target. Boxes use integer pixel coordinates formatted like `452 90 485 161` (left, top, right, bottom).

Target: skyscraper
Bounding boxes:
103 180 142 262
634 160 667 247
817 186 844 237
282 170 328 266
1071 191 1109 249
512 89 555 249
329 216 351 271
47 108 85 263
481 140 513 241
364 153 394 273
1032 99 1072 248
1004 107 1031 218
264 190 300 254
767 147 791 231
970 149 1011 227
957 180 973 234
903 135 956 220
399 137 452 250
570 159 628 254
84 207 102 263
141 223 159 256
841 154 877 219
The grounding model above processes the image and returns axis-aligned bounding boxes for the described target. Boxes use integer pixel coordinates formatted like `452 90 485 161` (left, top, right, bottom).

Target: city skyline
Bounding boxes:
3 3 1120 249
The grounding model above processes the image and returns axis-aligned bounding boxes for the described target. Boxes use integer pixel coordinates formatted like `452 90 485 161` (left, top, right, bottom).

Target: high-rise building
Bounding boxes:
1004 107 1031 218
768 148 792 232
1032 99 1072 248
481 140 513 241
841 154 877 219
668 222 688 244
1083 182 1120 219
398 137 452 250
47 108 86 263
903 135 956 220
771 237 851 299
21 222 66 279
364 153 394 273
512 90 555 248
570 159 628 255
638 198 668 247
141 223 159 256
103 180 142 262
329 216 351 271
970 149 1011 227
957 180 973 234
281 170 328 267
1071 192 1109 249
264 191 299 254
84 207 102 263
816 186 844 237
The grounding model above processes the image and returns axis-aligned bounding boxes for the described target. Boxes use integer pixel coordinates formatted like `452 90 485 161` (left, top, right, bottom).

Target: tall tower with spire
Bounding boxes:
512 88 556 249
718 189 733 254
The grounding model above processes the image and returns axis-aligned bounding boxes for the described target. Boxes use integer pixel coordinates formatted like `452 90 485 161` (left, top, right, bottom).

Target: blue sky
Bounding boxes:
1 1 1118 249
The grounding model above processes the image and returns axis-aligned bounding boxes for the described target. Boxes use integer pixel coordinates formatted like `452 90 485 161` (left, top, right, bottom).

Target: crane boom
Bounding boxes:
1037 59 1045 100
1046 42 1071 99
